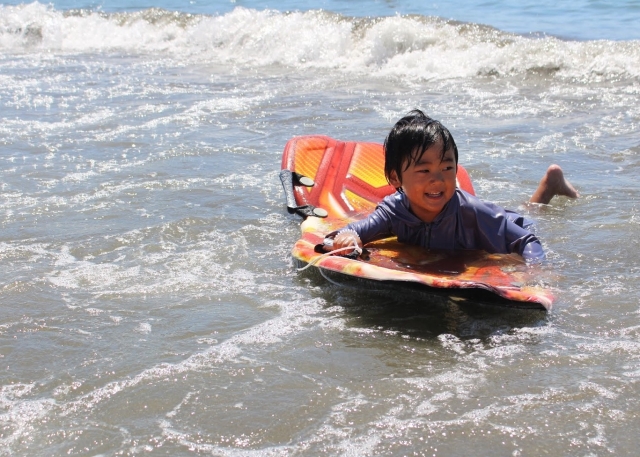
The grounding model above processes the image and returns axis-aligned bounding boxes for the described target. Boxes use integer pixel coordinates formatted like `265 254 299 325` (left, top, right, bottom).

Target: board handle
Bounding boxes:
279 170 327 218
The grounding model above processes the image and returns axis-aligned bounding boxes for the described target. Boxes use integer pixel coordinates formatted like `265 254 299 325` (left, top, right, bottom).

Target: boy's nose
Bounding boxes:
431 170 444 181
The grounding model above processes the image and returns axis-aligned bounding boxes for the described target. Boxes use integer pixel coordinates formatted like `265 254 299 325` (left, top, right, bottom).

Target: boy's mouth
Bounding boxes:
426 192 443 198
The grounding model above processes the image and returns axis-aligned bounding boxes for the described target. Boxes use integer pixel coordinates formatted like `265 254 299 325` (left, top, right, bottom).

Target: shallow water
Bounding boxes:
1 2 640 456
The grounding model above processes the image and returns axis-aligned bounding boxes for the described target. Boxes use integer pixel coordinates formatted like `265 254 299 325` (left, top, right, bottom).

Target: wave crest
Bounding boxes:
1 2 639 81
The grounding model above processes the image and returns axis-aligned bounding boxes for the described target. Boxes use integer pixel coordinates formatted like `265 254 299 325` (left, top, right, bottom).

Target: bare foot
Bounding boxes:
529 164 579 204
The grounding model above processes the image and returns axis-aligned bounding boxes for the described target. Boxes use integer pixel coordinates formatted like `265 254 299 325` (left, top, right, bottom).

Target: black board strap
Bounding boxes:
279 169 327 218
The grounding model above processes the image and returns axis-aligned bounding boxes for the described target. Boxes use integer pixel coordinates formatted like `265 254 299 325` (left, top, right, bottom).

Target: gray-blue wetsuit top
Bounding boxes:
344 189 544 262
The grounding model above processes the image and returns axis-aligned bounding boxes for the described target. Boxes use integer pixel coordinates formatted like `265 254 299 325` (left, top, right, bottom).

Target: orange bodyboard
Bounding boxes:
280 135 554 310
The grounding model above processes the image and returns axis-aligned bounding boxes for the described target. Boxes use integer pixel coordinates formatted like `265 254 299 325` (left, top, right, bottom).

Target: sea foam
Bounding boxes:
2 3 639 82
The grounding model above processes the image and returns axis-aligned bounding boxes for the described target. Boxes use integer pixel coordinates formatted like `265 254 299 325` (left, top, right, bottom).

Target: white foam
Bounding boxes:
2 4 639 82
0 383 57 450
135 322 152 334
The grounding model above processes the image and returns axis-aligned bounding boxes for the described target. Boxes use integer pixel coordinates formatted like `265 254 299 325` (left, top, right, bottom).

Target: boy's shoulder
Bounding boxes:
378 191 423 224
456 189 508 217
380 190 407 208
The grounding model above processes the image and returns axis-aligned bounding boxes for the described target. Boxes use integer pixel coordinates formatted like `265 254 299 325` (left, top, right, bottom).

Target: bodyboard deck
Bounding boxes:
280 135 554 310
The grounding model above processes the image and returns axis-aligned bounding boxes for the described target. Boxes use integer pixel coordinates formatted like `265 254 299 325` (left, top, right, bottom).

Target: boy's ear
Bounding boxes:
388 170 402 189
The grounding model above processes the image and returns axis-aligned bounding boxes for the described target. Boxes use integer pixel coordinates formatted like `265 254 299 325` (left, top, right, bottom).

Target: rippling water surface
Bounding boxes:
1 1 640 455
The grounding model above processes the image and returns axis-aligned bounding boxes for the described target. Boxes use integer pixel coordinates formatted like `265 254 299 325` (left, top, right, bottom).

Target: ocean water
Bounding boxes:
1 0 640 455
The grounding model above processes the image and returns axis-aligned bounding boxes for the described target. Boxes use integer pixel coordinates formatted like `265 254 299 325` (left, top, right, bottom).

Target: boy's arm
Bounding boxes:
469 199 545 263
327 203 395 255
344 208 395 245
514 234 545 263
494 217 546 263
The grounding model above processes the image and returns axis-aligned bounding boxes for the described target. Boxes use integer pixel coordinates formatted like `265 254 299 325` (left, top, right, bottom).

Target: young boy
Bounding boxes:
330 109 579 263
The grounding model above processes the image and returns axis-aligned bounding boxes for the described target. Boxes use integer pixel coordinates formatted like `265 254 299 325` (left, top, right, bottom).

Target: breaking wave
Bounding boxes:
2 2 640 81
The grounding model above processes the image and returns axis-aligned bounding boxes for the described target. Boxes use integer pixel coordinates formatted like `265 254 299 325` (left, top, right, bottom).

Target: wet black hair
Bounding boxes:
383 109 459 183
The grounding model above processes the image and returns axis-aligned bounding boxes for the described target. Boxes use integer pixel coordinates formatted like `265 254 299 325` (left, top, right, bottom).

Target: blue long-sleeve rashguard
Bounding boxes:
344 189 545 262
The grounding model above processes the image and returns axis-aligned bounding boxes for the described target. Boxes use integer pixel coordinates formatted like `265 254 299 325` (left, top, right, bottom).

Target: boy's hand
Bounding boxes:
331 229 362 256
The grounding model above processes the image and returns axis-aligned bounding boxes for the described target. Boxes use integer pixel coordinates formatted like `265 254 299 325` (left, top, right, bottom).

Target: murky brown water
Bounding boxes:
2 5 640 456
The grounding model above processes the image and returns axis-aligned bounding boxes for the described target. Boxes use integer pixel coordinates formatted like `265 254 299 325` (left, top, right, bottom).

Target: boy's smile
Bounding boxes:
388 142 457 223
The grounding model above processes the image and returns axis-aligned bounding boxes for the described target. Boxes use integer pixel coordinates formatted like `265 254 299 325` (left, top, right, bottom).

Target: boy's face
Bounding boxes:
388 142 457 223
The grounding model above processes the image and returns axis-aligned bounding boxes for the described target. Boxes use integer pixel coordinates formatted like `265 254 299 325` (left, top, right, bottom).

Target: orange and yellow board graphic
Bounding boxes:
281 135 554 310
